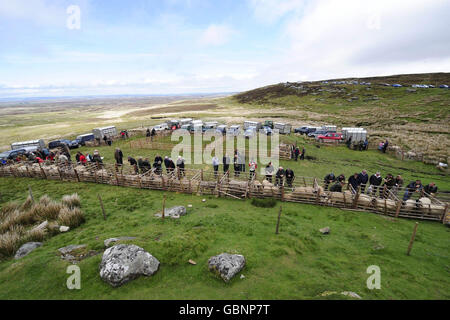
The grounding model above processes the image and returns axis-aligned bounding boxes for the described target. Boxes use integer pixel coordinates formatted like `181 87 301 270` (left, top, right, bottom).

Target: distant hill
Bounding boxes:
234 73 450 104
231 73 450 164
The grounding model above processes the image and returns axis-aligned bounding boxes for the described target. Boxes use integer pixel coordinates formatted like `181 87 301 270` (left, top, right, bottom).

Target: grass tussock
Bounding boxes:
61 193 81 209
0 192 84 260
57 207 85 228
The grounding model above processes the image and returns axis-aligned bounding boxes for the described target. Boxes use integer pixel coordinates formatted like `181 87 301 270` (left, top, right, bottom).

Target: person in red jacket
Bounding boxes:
79 153 87 165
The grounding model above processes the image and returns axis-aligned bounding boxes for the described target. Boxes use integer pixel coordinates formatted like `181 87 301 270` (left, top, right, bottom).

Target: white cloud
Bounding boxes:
248 0 305 23
198 24 235 46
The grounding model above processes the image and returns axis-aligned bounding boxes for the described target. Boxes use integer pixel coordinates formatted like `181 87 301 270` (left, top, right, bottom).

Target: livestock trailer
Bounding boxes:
273 122 292 134
92 126 117 140
11 139 46 150
244 121 262 130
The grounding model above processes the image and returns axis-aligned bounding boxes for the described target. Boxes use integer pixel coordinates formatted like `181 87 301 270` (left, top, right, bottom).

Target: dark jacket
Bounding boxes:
358 173 369 185
324 173 336 183
128 157 137 166
330 183 342 192
348 175 360 190
276 168 285 178
369 174 382 186
285 169 295 180
424 184 438 194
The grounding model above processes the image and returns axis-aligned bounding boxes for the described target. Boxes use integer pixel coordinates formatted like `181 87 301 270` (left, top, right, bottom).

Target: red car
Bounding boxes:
317 132 343 142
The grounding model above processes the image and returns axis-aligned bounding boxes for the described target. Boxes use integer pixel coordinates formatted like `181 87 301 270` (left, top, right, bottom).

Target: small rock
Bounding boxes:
208 253 246 282
99 244 160 287
59 226 70 232
202 199 206 202
188 259 197 265
240 274 245 279
188 204 193 208
319 227 330 234
31 220 48 232
14 242 42 259
104 237 137 247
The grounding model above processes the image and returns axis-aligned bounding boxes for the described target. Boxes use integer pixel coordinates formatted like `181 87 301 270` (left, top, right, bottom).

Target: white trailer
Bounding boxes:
92 126 117 140
11 139 46 150
244 121 262 130
227 125 241 136
343 128 367 143
274 122 292 134
204 121 219 129
180 118 193 126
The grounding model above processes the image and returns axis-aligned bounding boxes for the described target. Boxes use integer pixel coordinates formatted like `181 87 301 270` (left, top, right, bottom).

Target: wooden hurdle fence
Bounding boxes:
0 161 448 224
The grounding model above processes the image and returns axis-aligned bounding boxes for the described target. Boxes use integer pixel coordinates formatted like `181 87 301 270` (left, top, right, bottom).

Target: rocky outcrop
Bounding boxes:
99 244 160 287
208 253 245 282
154 206 186 219
14 242 42 259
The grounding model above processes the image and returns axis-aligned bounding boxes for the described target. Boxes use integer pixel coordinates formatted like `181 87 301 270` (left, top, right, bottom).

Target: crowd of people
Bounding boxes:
323 170 438 201
1 141 441 203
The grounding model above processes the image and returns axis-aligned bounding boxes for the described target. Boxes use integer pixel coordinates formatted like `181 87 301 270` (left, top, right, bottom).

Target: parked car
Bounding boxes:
317 133 343 142
48 139 79 150
392 84 402 87
439 85 448 89
308 130 329 138
75 133 95 146
0 149 27 161
153 123 169 132
294 126 309 134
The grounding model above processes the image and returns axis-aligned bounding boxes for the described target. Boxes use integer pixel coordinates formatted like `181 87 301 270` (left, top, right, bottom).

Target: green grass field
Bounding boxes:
0 177 449 299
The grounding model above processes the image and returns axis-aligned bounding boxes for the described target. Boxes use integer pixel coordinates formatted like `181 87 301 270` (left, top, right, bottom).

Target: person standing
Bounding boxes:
285 168 295 188
114 148 123 165
382 139 389 153
300 147 305 160
275 167 285 187
403 180 423 201
368 172 382 196
223 154 230 174
294 147 300 161
348 173 361 194
212 156 220 177
176 156 185 176
249 159 257 179
358 170 369 192
323 172 336 191
424 182 438 197
265 162 274 183
128 156 138 174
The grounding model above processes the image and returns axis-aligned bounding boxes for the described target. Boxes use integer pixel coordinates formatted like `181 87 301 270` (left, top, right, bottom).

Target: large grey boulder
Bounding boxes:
208 253 246 282
31 220 48 233
99 244 160 287
154 206 186 219
104 236 136 247
14 242 42 259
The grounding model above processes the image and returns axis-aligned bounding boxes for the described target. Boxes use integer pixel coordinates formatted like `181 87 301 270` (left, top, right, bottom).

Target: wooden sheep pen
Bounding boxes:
0 162 447 223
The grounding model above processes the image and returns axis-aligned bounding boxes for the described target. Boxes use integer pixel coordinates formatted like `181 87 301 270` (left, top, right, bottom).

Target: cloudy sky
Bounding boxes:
0 0 449 98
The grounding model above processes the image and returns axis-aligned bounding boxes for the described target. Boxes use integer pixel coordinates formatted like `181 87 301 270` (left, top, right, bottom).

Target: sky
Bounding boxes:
0 0 449 98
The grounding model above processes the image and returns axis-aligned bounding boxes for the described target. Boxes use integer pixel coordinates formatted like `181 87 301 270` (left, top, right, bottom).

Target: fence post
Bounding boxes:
98 194 106 220
406 222 419 256
441 204 449 223
162 194 166 220
28 185 34 203
275 205 282 234
395 201 402 218
39 163 47 179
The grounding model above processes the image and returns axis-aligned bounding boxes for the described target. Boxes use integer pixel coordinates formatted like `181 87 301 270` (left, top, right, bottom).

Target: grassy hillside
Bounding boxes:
230 73 450 163
0 177 449 300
